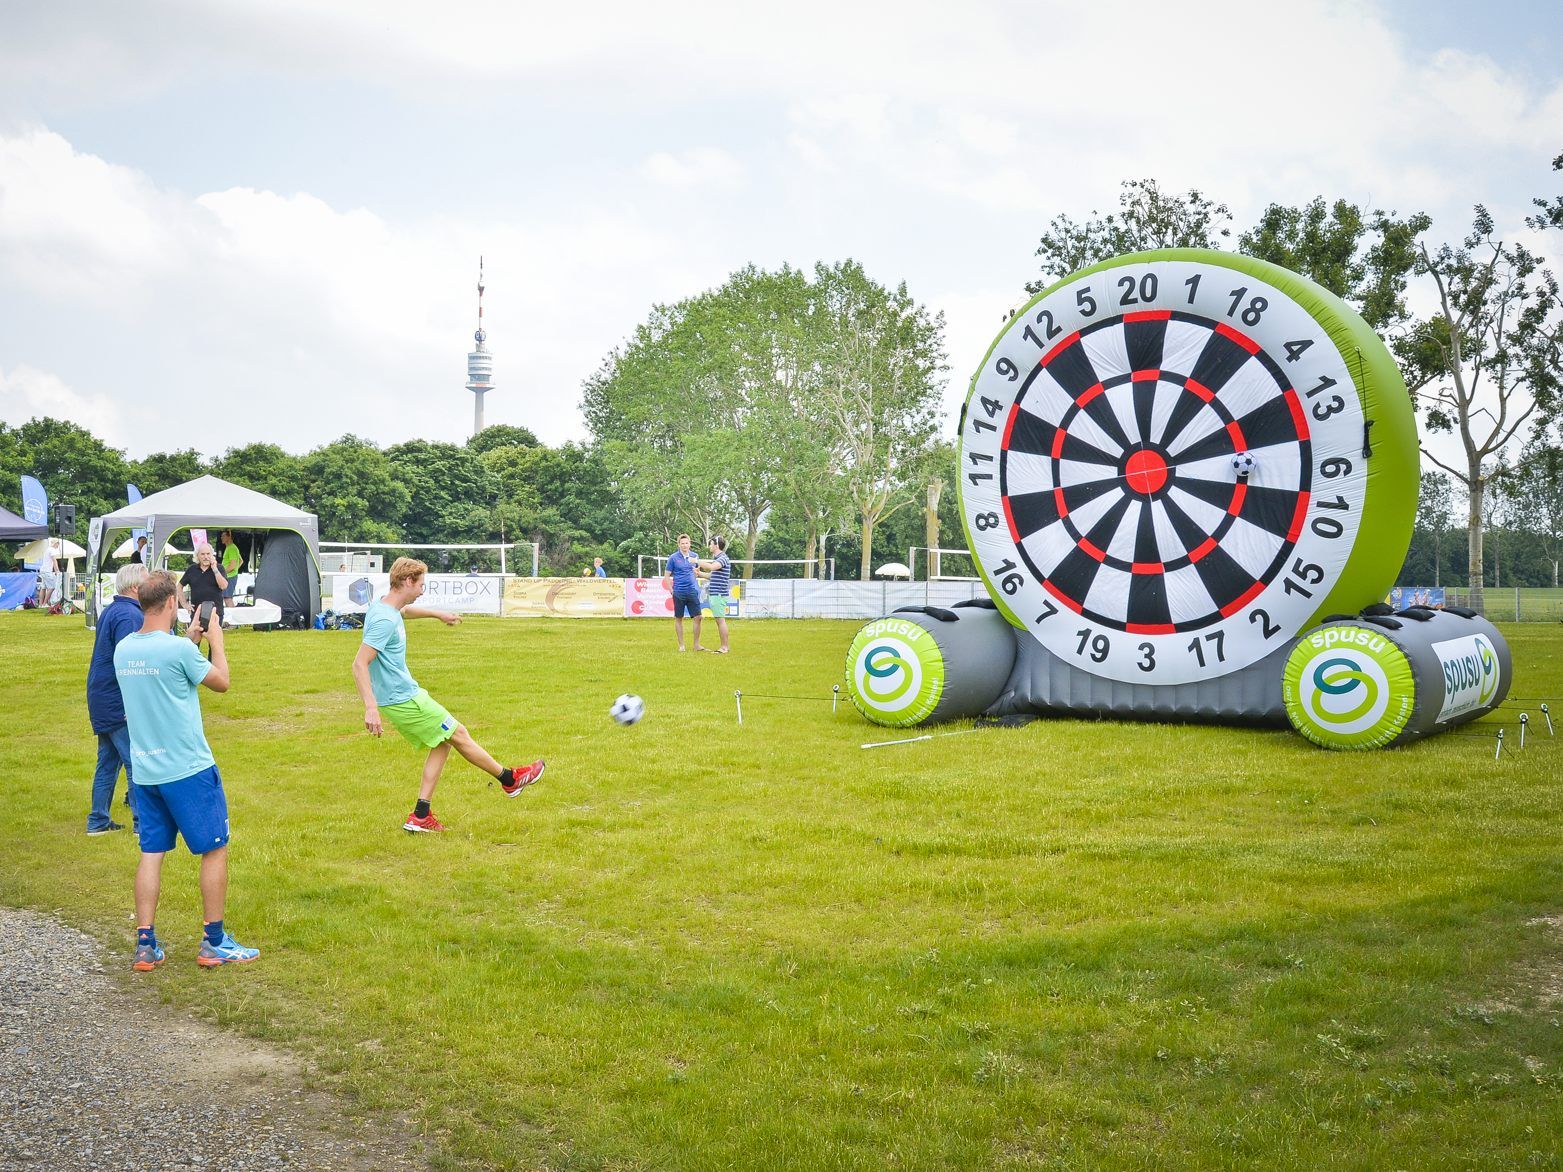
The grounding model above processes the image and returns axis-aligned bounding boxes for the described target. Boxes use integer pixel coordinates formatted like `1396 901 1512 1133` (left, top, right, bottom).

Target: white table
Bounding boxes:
178 600 282 627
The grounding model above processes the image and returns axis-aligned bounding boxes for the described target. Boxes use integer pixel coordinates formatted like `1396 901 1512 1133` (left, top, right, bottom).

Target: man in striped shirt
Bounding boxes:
696 536 732 654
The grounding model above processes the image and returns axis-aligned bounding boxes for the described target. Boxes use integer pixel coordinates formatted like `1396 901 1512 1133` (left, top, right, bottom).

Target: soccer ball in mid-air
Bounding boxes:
1231 452 1256 479
610 694 646 725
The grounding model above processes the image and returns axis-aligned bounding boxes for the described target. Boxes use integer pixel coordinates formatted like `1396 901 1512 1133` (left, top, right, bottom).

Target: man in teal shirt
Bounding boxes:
115 570 258 971
352 556 545 833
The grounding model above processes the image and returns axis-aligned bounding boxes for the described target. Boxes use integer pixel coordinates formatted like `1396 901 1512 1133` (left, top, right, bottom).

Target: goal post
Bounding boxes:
907 546 980 581
319 541 540 576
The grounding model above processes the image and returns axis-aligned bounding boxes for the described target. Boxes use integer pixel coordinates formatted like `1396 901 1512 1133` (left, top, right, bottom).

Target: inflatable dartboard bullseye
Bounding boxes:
959 249 1418 696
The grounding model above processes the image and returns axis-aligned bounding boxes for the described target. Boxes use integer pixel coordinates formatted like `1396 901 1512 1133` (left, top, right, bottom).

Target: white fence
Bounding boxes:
740 579 988 619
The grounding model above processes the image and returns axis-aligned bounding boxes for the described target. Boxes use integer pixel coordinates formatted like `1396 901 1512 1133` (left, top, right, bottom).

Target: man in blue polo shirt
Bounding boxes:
667 533 702 652
116 570 258 972
86 562 146 834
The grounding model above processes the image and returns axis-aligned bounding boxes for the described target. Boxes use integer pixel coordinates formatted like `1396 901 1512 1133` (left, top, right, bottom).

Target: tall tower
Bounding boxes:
465 257 492 437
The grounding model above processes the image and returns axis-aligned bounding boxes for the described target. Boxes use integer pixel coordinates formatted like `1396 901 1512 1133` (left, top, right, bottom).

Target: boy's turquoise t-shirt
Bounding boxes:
363 600 419 706
113 630 215 786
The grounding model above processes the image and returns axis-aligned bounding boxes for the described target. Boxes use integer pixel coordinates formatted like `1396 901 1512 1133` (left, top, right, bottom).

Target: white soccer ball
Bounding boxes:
610 693 646 726
1231 452 1256 479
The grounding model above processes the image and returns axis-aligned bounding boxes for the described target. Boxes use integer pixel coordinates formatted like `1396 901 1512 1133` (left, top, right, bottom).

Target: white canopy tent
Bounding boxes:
85 475 321 629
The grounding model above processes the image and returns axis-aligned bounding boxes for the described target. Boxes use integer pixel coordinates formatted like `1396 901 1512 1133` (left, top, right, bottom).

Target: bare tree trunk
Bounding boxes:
859 516 874 581
925 481 942 580
803 529 818 579
1433 532 1440 588
744 519 759 579
1467 478 1485 614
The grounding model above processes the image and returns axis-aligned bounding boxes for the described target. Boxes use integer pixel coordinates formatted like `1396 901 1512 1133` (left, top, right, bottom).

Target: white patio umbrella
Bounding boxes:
875 561 913 580
111 536 182 558
16 536 86 562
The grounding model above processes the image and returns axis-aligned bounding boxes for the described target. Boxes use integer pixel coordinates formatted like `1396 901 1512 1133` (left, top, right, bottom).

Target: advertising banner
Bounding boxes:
1432 632 1502 723
502 577 625 618
20 475 47 569
1389 586 1446 609
623 576 742 618
329 573 504 615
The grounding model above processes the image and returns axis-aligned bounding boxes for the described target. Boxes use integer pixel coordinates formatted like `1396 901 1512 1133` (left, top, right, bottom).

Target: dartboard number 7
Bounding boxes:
960 256 1368 686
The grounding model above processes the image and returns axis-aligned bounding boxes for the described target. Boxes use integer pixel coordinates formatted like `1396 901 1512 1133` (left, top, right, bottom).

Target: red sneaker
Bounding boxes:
501 760 546 797
403 810 447 833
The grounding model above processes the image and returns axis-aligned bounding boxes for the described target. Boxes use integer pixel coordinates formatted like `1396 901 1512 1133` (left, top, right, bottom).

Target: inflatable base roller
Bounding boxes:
988 636 1290 726
845 602 1017 728
843 603 1512 750
1282 608 1511 749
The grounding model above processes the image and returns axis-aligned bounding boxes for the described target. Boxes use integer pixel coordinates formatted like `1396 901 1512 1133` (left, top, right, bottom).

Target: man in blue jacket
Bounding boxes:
86 562 147 834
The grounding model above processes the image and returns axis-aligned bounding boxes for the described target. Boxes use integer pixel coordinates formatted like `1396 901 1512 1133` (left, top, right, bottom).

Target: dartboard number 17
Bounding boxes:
959 257 1367 686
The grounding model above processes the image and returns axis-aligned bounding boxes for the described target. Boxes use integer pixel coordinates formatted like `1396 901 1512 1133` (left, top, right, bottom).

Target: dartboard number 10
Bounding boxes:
960 258 1368 687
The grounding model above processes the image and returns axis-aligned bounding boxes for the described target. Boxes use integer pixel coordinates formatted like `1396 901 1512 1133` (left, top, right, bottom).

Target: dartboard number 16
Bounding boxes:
959 257 1367 687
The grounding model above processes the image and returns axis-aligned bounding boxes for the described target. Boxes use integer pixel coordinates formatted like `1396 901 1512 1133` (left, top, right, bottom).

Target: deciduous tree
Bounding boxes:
1028 179 1232 291
1397 204 1562 613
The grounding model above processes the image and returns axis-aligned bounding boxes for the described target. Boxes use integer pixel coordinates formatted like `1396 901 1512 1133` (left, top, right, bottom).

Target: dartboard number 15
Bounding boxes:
960 259 1367 686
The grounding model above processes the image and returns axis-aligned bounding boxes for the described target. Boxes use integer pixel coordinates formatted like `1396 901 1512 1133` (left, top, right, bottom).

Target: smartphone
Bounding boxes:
198 601 215 627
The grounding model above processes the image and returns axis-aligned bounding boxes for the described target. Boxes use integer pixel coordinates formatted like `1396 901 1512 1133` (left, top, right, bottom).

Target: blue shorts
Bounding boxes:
134 765 231 855
672 592 702 619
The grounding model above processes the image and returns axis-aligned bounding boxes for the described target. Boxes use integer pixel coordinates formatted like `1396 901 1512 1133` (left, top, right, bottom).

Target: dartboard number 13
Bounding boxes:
960 257 1366 686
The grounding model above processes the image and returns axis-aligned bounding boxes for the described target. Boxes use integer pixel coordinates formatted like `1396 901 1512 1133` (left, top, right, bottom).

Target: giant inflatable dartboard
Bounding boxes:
958 250 1417 687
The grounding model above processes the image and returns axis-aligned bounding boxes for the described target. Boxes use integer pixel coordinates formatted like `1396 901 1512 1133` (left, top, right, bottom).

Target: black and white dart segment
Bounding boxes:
962 257 1368 686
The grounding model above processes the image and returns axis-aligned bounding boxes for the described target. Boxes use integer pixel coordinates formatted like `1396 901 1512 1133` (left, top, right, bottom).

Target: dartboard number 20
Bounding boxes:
960 256 1368 686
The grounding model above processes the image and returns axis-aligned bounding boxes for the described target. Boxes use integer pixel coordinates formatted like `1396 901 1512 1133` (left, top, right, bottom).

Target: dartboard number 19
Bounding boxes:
960 257 1366 686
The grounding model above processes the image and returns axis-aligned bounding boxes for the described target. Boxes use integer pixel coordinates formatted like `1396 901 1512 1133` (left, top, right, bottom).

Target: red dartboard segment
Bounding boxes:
1214 322 1261 354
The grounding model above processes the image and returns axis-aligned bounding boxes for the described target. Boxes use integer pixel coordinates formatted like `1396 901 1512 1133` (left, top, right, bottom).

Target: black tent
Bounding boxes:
0 504 49 542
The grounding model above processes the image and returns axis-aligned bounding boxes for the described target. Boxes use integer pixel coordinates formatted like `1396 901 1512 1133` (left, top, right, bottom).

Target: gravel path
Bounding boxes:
0 907 430 1171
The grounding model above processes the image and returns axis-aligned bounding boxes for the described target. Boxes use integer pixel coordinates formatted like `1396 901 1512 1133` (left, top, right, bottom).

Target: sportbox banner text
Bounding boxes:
329 573 503 615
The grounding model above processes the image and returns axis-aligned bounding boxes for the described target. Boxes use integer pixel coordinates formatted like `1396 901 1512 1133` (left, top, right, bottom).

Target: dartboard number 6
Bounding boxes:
960 256 1369 686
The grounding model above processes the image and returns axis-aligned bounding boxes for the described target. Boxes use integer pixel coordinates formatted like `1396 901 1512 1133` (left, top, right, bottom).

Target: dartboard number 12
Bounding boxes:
960 257 1367 686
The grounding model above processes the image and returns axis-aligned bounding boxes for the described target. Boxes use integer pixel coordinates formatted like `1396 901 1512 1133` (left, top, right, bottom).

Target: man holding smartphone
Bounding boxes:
115 570 258 970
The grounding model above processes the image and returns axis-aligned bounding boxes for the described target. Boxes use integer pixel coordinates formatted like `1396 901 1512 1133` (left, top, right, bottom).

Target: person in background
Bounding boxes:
695 536 732 654
593 557 607 578
86 562 147 835
180 542 227 626
132 536 150 565
37 550 61 608
116 570 258 970
667 535 702 652
219 530 242 608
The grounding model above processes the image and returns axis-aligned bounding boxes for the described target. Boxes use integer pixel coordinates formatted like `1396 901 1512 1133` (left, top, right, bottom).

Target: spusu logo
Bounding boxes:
1433 632 1501 720
855 640 920 710
1305 656 1382 727
1291 628 1397 739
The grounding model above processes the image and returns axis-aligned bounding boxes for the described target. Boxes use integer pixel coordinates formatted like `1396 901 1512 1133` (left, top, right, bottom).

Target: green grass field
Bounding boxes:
4 612 1562 1169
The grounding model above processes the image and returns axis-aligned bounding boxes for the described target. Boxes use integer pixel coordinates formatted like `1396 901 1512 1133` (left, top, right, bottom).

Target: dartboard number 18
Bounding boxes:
959 255 1367 686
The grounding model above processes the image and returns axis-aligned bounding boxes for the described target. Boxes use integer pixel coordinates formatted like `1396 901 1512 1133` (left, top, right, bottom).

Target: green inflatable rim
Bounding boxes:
956 248 1418 638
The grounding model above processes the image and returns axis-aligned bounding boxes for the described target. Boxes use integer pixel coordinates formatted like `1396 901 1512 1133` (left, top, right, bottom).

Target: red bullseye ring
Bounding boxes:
1123 449 1169 495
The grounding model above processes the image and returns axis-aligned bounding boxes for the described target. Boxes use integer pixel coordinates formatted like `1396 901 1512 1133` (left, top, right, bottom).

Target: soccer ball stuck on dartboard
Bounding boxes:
610 694 646 725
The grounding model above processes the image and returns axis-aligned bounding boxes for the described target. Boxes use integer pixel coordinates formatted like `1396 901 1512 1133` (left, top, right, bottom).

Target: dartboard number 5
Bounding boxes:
960 256 1368 686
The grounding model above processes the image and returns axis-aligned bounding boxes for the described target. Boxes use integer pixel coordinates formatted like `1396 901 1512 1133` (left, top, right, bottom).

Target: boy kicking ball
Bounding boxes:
352 557 545 832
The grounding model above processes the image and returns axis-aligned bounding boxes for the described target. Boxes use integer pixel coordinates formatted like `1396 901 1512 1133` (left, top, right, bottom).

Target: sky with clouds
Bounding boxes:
1 0 1560 461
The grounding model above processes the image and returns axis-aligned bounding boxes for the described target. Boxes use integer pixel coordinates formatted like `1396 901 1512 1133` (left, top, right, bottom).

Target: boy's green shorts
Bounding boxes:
708 595 729 618
383 689 458 749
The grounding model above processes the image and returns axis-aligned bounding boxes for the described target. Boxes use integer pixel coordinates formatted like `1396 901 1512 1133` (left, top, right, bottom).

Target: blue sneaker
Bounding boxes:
197 931 259 968
133 942 165 971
